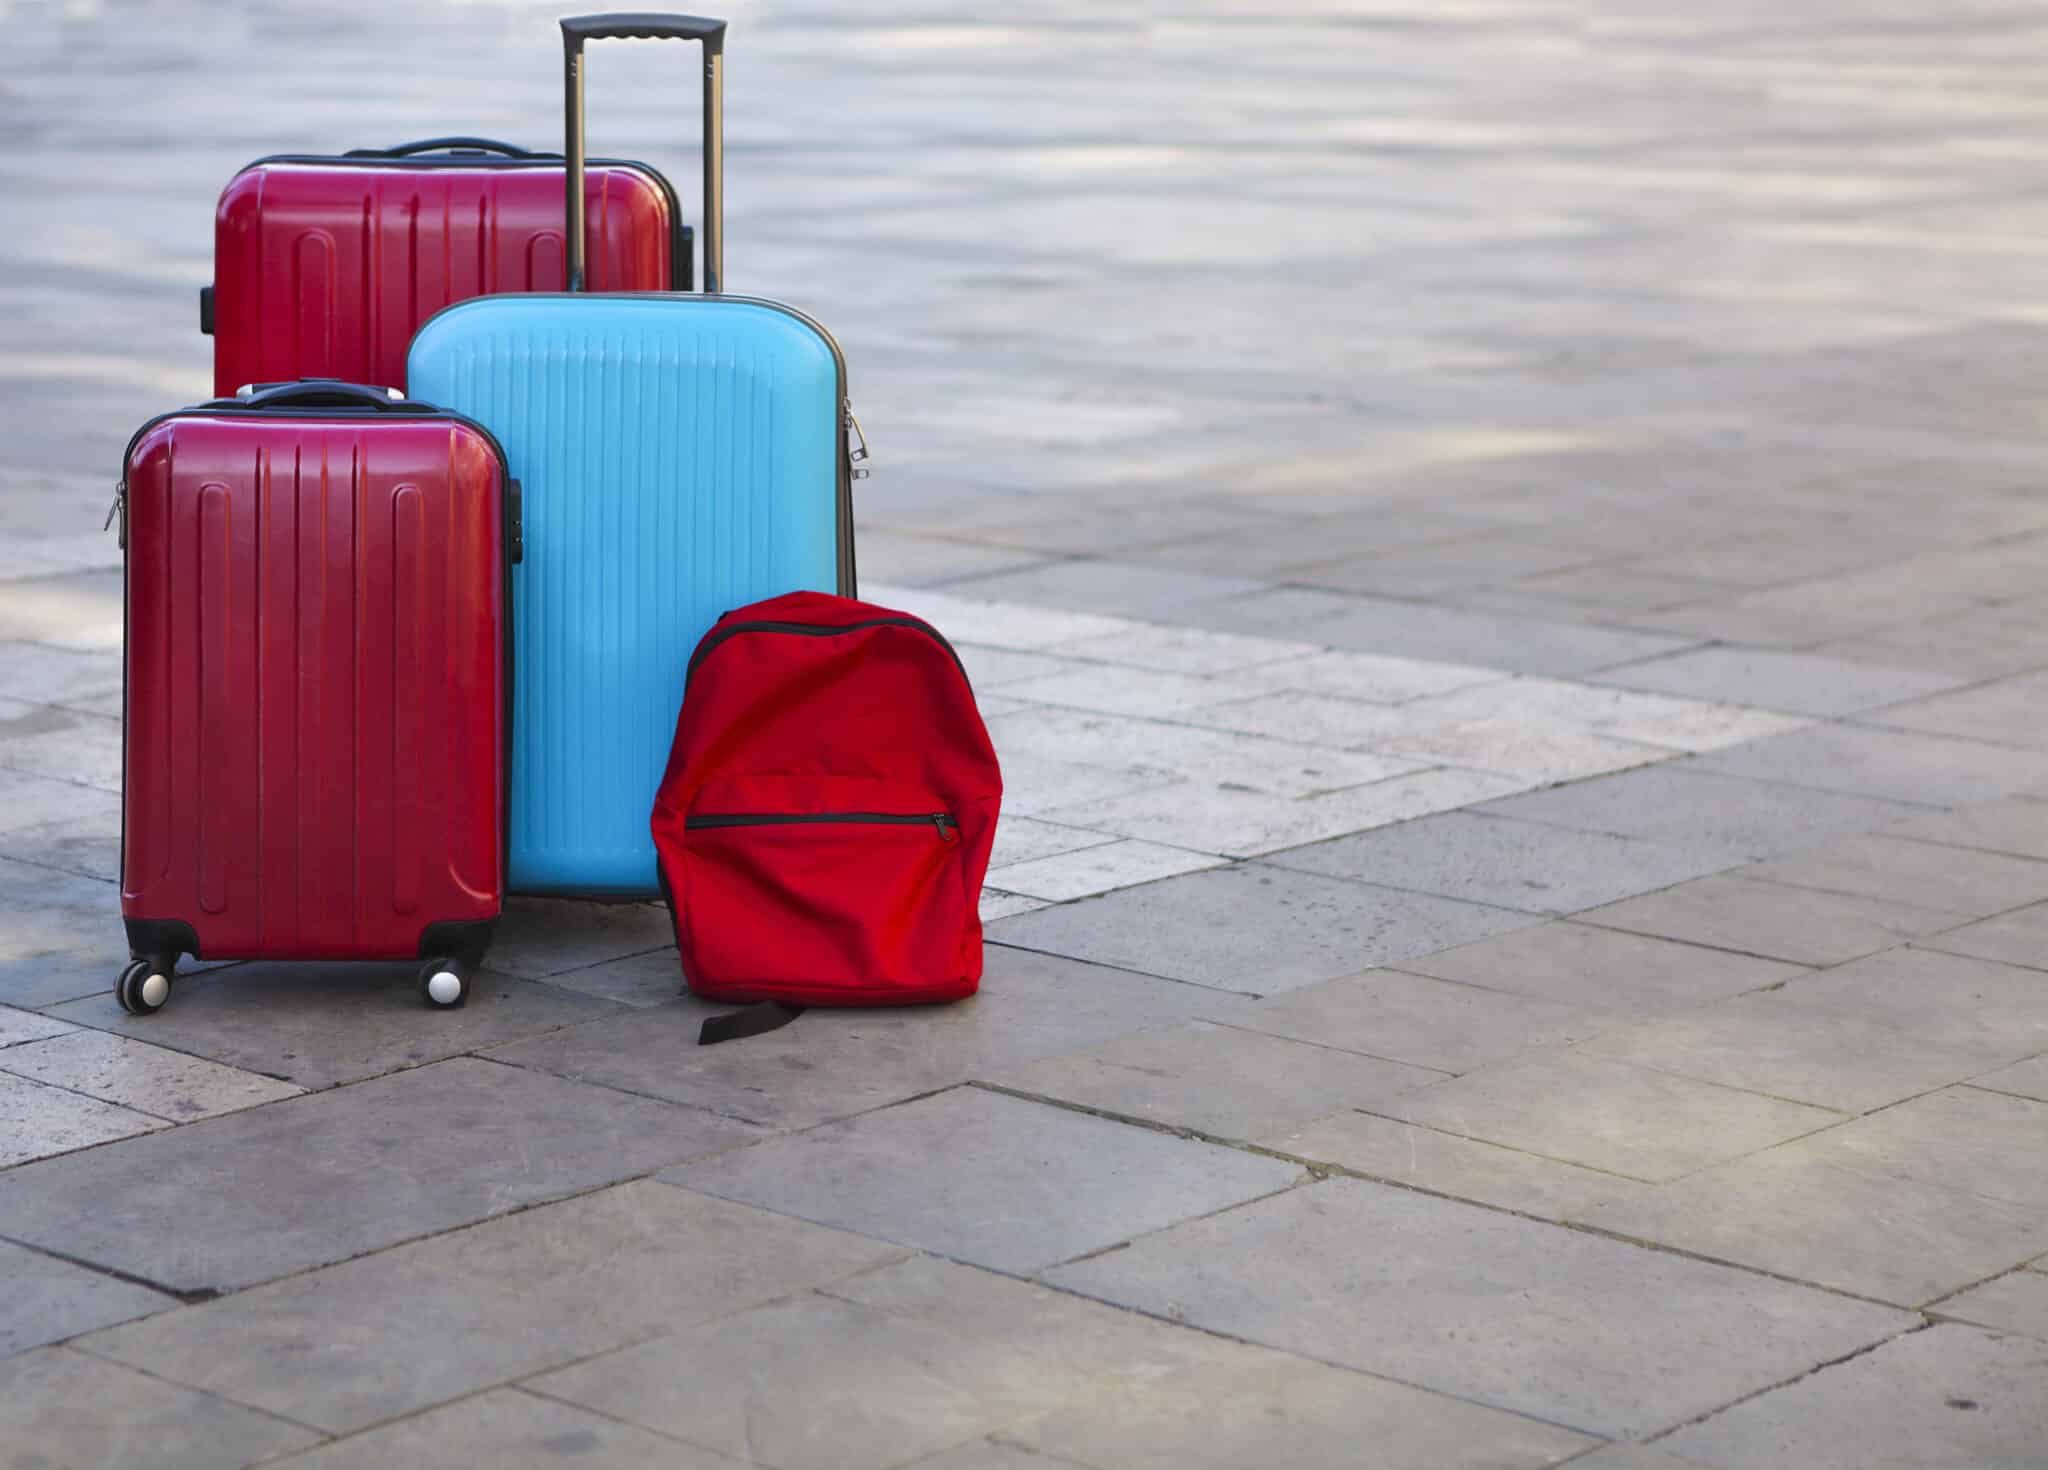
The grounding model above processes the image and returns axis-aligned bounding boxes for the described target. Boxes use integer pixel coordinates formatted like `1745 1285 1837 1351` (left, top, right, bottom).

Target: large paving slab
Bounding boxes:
1742 833 2048 917
1267 810 1739 914
0 1347 319 1469
1575 874 1962 966
1661 1324 2048 1470
1474 767 1931 860
1918 901 2048 972
1045 1178 1914 1438
1763 947 2048 1062
488 946 1252 1130
0 1058 757 1292
1776 1085 2048 1211
265 1388 737 1470
988 1019 1444 1139
988 863 1538 993
1403 921 1809 1018
1883 796 2048 861
666 1086 1303 1274
0 1027 303 1119
0 1237 170 1356
81 1180 905 1435
0 1068 163 1168
0 855 122 1008
1591 647 1967 717
1861 670 2048 750
45 961 627 1088
1378 1050 1845 1182
1686 725 2048 807
1931 1270 2048 1342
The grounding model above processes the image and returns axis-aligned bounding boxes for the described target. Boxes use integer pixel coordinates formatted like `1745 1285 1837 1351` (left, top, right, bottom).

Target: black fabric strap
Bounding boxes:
699 1002 805 1045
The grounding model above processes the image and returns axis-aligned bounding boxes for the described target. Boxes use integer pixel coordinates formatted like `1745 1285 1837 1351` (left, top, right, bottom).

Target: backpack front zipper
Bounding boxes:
688 811 958 844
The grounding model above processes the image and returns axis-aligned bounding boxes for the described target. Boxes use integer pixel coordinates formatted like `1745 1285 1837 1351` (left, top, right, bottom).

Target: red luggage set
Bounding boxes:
115 13 1000 1040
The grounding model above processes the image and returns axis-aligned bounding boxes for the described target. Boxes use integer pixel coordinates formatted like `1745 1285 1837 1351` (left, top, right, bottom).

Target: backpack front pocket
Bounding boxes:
678 808 973 1004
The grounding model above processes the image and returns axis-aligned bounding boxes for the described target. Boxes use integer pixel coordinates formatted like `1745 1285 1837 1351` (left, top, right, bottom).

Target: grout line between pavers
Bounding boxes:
51 1341 338 1443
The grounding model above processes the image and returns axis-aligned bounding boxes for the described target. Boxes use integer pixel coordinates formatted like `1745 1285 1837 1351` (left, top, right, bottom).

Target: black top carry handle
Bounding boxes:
562 13 725 294
225 380 436 413
345 137 544 158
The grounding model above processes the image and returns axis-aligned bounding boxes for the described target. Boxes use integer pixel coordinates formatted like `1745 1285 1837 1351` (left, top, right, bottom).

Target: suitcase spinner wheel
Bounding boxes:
417 957 473 1008
115 956 176 1015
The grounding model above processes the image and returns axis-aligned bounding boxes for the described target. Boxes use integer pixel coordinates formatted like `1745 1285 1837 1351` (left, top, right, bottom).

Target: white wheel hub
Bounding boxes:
139 973 170 1008
426 971 463 1005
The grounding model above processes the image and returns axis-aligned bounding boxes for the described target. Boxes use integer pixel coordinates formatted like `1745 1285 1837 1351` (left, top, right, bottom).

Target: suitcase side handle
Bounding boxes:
346 137 543 159
230 380 434 414
562 12 725 294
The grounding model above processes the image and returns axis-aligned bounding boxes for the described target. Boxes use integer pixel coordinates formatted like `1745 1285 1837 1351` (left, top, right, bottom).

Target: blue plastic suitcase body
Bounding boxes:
408 14 857 897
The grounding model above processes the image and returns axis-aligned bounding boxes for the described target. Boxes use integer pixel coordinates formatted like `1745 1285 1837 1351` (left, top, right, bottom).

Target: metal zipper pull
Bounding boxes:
104 482 125 548
843 399 871 480
931 813 959 844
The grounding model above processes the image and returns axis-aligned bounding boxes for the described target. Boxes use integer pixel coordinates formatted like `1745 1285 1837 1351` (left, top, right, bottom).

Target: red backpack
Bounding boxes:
651 591 1003 1042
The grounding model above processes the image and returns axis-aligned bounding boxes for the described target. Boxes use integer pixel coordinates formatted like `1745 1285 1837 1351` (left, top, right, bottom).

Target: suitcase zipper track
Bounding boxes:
685 615 969 690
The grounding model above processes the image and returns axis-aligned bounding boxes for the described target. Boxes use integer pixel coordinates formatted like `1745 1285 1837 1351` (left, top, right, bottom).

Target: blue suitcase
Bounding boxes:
409 14 860 897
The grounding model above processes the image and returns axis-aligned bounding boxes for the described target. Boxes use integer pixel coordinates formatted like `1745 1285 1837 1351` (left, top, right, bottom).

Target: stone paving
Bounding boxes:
5 0 2048 1465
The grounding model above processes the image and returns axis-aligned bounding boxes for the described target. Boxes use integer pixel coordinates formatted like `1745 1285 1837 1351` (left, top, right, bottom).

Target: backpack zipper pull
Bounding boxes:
844 399 871 481
931 813 959 844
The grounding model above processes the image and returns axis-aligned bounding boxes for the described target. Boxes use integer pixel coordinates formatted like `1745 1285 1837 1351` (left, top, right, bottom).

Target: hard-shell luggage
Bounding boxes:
651 592 1002 1043
204 135 691 397
408 13 858 899
114 380 519 1014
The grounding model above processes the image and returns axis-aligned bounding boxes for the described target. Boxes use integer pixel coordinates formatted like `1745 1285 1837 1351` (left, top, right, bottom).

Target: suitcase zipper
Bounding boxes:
688 811 959 844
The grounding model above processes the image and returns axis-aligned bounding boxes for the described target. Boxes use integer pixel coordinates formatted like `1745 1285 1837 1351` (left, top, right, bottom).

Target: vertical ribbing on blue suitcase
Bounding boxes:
406 14 855 897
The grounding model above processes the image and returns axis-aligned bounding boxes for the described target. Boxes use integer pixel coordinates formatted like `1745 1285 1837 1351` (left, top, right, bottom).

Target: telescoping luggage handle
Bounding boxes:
562 13 724 294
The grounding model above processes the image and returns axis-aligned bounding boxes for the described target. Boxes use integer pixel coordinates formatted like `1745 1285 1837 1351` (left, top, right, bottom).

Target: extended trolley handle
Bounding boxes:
562 12 725 294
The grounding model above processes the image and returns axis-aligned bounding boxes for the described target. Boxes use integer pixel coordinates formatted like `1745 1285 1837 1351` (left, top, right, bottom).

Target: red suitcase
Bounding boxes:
114 380 518 1013
202 137 689 397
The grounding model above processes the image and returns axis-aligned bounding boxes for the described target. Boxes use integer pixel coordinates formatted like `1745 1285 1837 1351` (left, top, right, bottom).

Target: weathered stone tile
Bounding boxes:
0 1238 169 1355
1261 1111 1648 1220
1475 767 1930 859
0 1348 318 1469
0 765 119 840
863 584 1146 650
0 1003 74 1048
531 1290 1088 1470
1689 725 2048 807
1404 921 1808 1017
1862 670 2048 750
1769 947 2048 1060
1044 1179 1913 1439
0 1058 756 1292
1246 649 1504 703
990 864 1537 994
1559 1448 1705 1470
0 1029 303 1120
1576 990 2016 1114
1379 1052 1844 1182
487 895 674 979
0 641 123 707
265 1388 737 1469
1180 689 1422 748
981 890 1055 922
988 815 1117 869
941 560 1267 618
989 706 1426 800
1662 1325 2048 1470
0 702 119 791
1048 623 1317 675
0 1070 164 1167
1578 1149 2048 1306
531 947 684 1007
1270 812 1739 915
0 810 121 883
1885 796 2048 860
1789 1086 2048 1209
1578 874 1961 966
992 1020 1442 1139
1593 647 1965 716
1931 1270 2048 1341
855 530 1051 589
910 1440 1086 1470
1919 901 2048 972
1222 967 1606 1073
666 1087 1302 1273
1408 677 1806 753
1378 716 1672 784
46 962 626 1089
1744 833 2048 916
987 839 1224 901
0 856 121 1008
1970 1055 2048 1102
997 663 1297 720
999 755 1183 817
1038 768 1532 860
82 1181 904 1434
489 945 1252 1130
955 642 1085 691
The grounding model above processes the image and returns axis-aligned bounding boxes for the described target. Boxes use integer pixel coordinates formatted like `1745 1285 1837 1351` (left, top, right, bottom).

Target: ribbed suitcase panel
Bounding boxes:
213 163 673 396
122 417 507 959
409 296 841 896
